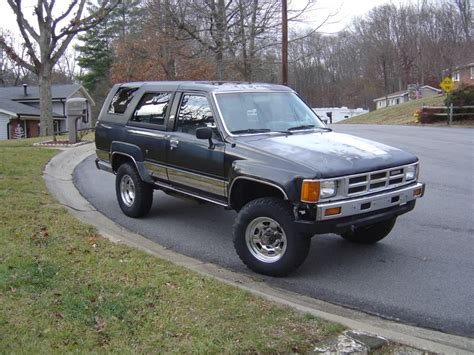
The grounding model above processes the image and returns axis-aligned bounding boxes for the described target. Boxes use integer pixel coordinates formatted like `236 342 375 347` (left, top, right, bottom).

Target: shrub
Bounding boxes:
445 84 474 106
444 85 474 120
418 107 446 123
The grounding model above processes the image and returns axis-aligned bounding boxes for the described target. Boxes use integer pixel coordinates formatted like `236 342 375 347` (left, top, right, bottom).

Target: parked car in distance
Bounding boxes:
95 81 425 276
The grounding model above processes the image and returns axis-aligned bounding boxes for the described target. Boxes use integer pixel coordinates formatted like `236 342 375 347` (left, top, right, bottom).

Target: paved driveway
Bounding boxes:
74 125 474 337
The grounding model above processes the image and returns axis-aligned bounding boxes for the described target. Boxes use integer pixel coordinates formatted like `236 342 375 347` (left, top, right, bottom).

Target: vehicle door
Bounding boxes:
166 92 226 201
125 91 174 182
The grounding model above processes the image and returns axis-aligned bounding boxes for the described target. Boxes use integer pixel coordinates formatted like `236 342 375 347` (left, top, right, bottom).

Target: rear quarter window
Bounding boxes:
108 87 139 114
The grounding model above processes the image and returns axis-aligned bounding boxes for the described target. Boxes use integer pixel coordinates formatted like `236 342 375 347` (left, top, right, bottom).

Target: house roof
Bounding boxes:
0 83 94 118
373 90 408 102
0 83 90 101
421 85 443 93
452 63 474 71
0 99 64 118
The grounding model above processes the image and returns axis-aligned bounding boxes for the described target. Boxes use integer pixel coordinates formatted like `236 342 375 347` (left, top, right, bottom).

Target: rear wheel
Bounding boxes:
233 197 310 277
340 217 396 244
115 163 153 218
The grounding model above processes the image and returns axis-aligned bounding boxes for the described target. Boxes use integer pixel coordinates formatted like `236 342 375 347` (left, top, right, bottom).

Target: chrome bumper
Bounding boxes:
316 182 425 221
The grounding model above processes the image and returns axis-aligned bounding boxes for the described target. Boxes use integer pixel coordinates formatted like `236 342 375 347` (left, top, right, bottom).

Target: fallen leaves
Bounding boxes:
30 225 50 246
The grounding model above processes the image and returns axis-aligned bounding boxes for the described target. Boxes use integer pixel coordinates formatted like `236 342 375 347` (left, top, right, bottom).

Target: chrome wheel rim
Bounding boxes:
245 217 287 263
120 175 135 207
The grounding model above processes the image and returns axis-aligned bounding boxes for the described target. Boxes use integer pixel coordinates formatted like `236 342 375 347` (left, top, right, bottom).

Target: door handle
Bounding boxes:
170 139 179 150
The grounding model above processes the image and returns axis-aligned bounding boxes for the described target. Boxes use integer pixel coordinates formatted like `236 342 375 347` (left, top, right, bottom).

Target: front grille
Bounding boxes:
346 165 410 196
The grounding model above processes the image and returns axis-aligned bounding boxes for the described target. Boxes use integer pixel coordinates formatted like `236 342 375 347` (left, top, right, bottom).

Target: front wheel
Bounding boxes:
233 197 310 277
115 162 153 218
340 217 396 244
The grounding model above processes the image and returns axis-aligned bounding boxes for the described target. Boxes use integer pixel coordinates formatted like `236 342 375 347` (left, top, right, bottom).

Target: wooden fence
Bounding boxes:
419 105 474 125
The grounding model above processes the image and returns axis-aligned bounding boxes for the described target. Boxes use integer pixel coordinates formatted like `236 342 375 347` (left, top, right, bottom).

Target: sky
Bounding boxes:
0 0 405 39
291 0 399 33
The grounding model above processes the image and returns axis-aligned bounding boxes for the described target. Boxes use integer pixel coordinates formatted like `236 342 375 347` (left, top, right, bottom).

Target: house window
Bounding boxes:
470 67 474 79
452 71 460 82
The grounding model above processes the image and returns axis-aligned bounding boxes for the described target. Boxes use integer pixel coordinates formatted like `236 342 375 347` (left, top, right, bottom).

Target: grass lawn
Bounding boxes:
0 138 345 352
340 95 446 125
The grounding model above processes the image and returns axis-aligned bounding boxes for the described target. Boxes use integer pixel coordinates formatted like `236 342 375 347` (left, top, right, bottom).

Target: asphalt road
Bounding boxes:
74 125 474 338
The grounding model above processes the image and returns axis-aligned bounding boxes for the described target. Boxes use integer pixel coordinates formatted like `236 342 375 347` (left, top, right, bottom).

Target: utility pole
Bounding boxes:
281 0 288 85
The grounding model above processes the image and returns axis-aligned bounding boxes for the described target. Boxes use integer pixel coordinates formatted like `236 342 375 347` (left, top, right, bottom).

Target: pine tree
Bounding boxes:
75 0 144 93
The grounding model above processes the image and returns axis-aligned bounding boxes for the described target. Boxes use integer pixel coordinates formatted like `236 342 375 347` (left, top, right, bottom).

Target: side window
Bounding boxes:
177 94 215 134
108 87 138 114
130 92 171 126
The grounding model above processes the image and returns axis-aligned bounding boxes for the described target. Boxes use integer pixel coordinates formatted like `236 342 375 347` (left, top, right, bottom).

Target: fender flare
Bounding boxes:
110 141 153 184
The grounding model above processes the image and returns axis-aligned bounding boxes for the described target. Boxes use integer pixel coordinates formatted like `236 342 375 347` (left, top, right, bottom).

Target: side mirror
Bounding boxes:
196 127 215 149
196 126 212 140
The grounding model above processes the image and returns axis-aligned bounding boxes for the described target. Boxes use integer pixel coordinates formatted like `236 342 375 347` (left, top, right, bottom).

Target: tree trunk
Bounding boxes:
247 0 258 81
214 0 226 80
38 65 54 137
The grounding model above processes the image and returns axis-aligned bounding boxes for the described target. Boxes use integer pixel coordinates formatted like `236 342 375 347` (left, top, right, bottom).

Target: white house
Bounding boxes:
0 83 94 140
373 85 442 110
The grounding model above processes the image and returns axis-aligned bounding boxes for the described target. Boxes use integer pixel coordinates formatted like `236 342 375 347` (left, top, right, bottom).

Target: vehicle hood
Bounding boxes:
239 131 418 178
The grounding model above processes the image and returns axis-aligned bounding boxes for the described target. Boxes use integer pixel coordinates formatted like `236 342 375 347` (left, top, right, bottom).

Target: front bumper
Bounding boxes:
316 182 425 221
295 182 425 235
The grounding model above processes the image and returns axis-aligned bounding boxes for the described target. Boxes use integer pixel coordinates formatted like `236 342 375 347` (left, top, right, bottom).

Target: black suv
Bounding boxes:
95 81 425 276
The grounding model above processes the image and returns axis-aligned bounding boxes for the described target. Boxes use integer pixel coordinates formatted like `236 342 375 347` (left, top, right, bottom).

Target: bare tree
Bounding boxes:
55 49 78 81
0 30 32 86
454 0 472 42
0 0 118 136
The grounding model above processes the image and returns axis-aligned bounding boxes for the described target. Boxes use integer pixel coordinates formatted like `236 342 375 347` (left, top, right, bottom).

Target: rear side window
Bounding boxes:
130 92 171 126
108 87 138 114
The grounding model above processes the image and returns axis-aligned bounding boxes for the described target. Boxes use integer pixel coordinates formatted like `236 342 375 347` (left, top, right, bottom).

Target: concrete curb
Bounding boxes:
44 144 474 354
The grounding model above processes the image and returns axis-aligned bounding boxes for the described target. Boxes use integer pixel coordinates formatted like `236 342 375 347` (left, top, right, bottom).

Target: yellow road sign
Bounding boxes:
440 77 456 92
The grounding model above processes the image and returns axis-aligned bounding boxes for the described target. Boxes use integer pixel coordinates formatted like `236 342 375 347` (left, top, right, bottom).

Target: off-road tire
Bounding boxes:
340 217 396 244
115 162 153 218
233 197 311 277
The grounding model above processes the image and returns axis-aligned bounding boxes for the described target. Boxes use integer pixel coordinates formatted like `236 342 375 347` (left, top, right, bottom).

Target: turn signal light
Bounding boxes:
301 180 320 203
413 188 423 197
324 207 342 216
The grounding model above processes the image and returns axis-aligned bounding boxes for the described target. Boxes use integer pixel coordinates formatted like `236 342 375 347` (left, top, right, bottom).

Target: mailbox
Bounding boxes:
66 98 90 143
66 98 89 123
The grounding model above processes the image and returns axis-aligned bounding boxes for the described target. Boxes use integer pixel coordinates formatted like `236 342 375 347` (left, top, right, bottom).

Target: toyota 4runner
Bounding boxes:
95 81 425 276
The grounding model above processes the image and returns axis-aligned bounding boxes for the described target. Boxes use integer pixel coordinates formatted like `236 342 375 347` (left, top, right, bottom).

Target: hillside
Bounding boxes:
340 95 445 125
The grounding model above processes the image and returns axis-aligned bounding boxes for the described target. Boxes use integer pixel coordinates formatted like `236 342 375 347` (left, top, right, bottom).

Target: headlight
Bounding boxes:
321 180 337 198
405 164 418 181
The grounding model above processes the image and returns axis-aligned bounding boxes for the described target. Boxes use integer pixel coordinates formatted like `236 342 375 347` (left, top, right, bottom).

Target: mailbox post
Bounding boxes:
66 98 89 143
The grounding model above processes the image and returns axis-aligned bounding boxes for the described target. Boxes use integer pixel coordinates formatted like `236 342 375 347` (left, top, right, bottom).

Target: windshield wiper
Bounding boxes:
287 124 316 131
230 128 272 134
286 125 332 133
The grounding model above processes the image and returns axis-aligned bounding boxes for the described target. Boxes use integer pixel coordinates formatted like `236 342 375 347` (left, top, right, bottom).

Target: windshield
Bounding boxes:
214 92 325 134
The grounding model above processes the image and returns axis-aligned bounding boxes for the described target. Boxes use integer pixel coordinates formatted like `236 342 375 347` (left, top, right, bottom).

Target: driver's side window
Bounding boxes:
177 94 215 135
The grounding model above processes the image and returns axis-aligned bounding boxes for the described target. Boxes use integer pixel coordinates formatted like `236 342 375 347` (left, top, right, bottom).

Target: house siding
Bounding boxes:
374 94 408 110
458 66 474 86
419 87 441 98
0 113 10 140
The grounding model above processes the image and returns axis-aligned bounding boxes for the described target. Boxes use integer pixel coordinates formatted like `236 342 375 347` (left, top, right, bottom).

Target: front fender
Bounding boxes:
229 160 303 202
